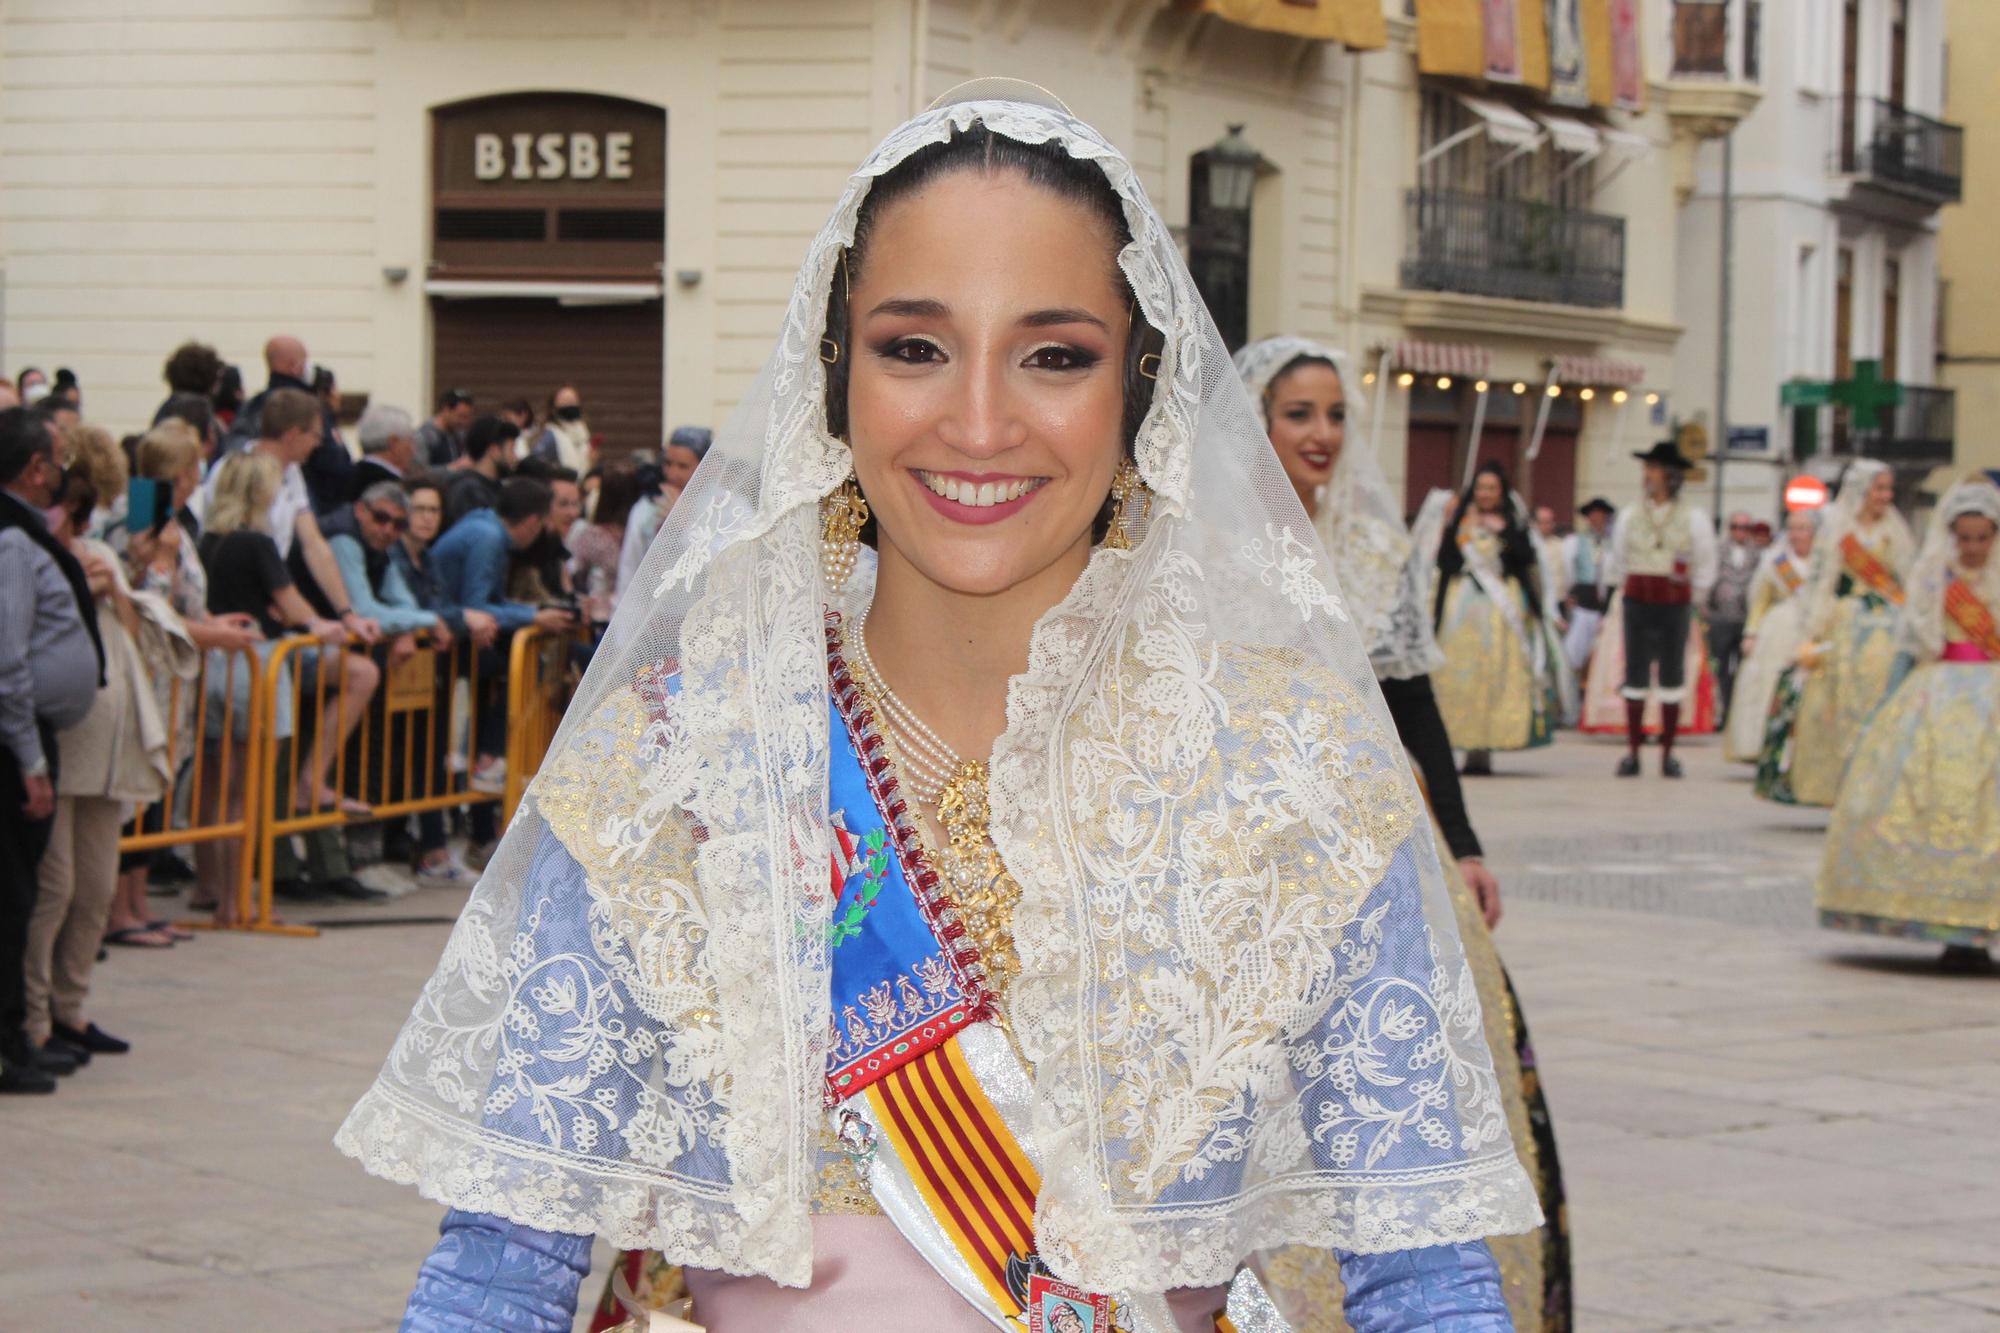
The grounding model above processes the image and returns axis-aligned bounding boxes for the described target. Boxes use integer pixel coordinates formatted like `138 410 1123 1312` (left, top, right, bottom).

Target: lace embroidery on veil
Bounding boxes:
337 99 1539 1295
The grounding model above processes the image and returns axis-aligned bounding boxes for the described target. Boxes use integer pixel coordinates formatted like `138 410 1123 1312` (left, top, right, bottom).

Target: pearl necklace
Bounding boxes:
850 620 968 807
847 618 1021 1000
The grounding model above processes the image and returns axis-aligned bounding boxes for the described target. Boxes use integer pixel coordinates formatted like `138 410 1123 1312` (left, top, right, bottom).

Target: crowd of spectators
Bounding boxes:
0 336 712 1095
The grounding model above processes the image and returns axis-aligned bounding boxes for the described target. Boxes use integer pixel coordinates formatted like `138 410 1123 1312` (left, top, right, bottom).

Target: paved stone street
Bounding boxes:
2 729 1995 1331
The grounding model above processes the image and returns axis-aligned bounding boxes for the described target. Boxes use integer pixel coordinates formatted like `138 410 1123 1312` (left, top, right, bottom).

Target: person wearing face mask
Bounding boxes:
1756 459 1914 805
533 384 594 473
344 92 1539 1333
1818 478 2000 974
1238 337 1571 1333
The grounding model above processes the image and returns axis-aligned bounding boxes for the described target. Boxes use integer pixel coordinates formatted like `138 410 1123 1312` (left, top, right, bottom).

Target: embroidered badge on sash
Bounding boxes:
1025 1277 1116 1333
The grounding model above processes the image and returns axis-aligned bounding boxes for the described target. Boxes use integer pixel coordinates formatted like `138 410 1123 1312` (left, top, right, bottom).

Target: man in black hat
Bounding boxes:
1602 442 1717 777
1561 496 1616 671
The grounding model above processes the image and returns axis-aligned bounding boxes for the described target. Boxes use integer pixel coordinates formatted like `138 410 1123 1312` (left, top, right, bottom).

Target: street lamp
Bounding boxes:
1204 124 1260 213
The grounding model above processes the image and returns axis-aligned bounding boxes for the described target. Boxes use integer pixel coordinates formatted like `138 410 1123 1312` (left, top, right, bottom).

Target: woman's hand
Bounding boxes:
1459 857 1502 930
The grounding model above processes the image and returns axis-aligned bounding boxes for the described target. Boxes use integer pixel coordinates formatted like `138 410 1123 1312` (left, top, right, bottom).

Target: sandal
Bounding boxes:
104 926 174 949
146 919 197 942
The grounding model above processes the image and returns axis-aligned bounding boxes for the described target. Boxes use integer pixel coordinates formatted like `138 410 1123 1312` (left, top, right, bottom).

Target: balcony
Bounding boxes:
1839 96 1964 206
1401 190 1625 310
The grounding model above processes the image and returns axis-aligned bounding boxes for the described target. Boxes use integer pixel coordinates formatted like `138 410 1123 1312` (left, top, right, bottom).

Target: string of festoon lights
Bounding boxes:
1359 348 1664 492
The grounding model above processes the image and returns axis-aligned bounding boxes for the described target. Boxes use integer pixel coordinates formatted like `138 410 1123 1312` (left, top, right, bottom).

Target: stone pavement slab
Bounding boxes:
0 730 1991 1329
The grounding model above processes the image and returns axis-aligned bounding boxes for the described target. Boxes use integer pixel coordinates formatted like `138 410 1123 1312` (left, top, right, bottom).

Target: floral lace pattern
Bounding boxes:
338 98 1539 1299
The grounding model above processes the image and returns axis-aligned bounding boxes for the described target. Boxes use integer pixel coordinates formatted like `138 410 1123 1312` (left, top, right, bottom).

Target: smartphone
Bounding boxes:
126 478 166 534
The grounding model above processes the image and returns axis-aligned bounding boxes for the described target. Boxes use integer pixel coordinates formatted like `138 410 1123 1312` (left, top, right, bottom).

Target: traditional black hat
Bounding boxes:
1579 496 1615 517
1633 440 1693 470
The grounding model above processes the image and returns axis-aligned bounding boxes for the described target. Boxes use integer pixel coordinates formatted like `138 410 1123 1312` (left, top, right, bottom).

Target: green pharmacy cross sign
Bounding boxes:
1782 360 1904 431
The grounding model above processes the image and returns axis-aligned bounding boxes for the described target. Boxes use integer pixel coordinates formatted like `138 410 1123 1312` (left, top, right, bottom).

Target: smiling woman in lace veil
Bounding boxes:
342 88 1539 1332
1237 335 1570 1333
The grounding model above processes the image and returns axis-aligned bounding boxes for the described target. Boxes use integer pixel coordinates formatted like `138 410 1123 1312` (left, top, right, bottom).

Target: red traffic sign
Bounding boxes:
1784 475 1830 511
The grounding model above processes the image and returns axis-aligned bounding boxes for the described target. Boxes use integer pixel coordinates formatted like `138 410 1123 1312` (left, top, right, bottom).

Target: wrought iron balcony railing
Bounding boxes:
1839 95 1964 205
1401 189 1625 310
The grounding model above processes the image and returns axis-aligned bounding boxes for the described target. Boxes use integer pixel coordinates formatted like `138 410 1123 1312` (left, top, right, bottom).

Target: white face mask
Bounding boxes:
21 383 49 406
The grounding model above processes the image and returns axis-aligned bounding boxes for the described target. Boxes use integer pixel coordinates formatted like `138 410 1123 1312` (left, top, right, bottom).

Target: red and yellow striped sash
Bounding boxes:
1840 532 1904 605
1945 579 2000 659
867 1036 1041 1315
1773 554 1804 595
866 1034 1240 1331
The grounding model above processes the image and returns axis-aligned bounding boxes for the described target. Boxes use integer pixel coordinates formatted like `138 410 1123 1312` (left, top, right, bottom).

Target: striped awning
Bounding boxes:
1392 340 1492 377
1552 354 1645 386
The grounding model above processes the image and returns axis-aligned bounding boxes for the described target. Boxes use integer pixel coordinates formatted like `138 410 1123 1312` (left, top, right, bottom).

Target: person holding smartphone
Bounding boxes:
428 476 574 865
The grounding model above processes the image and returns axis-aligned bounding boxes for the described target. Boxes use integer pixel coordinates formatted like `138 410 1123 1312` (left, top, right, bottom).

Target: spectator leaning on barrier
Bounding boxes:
25 464 198 1066
322 482 443 647
509 457 579 608
441 416 516 533
431 476 575 863
394 473 496 883
195 451 380 919
417 388 476 469
125 421 263 917
353 403 420 501
0 407 104 1094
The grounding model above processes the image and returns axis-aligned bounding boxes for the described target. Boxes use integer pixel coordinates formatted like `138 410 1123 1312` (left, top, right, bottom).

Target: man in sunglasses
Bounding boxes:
321 481 446 659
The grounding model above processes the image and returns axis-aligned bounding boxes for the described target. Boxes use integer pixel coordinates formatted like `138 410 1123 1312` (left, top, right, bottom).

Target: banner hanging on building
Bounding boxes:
1416 0 1551 90
1609 0 1645 109
1546 0 1589 105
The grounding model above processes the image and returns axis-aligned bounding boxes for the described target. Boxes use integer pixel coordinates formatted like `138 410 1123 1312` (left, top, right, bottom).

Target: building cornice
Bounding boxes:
1360 287 1683 353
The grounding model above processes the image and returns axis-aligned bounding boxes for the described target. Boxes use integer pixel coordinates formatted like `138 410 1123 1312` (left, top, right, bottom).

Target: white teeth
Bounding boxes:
918 472 1040 508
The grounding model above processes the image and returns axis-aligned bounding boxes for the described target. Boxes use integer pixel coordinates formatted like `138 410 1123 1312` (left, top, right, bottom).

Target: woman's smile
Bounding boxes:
912 468 1050 523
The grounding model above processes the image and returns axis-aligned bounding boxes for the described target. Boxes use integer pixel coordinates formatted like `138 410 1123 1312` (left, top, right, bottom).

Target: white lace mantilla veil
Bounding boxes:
1803 458 1915 639
336 94 1538 1296
1235 337 1446 681
1900 478 2000 660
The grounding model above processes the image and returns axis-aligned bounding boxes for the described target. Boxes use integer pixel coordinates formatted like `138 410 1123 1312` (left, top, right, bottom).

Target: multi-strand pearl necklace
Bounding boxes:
849 620 970 807
848 618 1021 1000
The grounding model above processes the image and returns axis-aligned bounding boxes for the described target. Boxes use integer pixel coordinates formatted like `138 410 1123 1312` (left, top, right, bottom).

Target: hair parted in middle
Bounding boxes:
818 122 1166 548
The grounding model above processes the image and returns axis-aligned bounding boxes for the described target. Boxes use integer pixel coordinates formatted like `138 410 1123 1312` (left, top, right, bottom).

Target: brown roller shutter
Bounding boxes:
431 296 663 459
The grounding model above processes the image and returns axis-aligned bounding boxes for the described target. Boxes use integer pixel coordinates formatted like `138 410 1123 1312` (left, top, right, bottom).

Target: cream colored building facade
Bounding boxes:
0 0 1371 448
1673 0 1959 508
1939 0 2000 477
1339 8 1686 519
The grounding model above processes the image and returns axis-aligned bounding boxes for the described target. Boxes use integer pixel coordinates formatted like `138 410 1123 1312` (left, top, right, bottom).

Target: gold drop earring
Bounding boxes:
1103 458 1151 551
821 475 870 592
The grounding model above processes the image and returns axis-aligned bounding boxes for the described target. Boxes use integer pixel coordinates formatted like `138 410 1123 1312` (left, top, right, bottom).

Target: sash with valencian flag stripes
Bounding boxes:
1772 550 1804 596
822 617 1236 1333
1839 532 1905 606
1944 579 2000 659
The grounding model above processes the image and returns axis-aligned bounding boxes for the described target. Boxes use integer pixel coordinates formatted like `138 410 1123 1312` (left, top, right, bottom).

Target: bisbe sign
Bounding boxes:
435 92 664 196
473 130 636 182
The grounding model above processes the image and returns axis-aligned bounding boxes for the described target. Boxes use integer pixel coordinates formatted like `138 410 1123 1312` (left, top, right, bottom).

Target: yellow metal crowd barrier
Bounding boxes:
120 624 583 938
120 643 268 932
